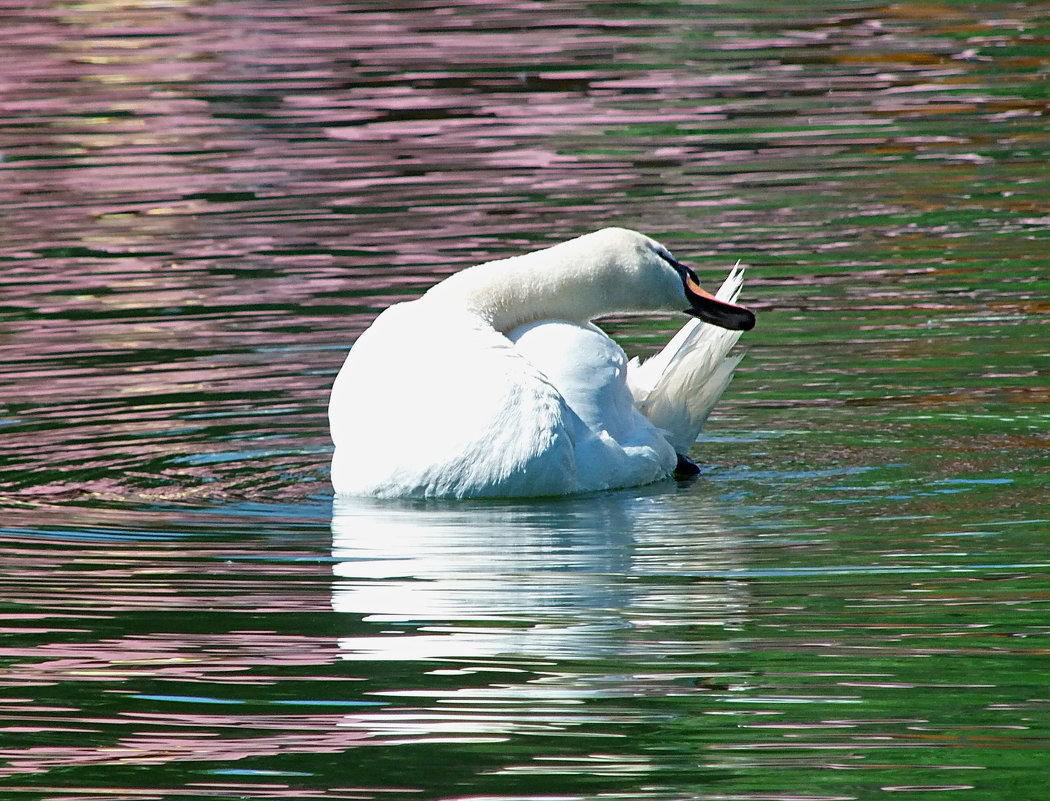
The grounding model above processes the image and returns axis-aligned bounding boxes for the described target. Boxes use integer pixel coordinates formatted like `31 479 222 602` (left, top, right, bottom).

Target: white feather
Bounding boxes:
627 262 747 453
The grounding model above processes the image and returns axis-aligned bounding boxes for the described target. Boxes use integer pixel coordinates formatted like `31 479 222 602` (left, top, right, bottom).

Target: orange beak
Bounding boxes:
684 273 756 331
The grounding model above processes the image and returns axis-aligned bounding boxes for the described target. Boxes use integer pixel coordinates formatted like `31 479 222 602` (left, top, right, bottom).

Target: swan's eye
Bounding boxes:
661 253 698 286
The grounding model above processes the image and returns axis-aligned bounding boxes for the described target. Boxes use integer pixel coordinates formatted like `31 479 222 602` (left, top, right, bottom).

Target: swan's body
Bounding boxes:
329 228 754 499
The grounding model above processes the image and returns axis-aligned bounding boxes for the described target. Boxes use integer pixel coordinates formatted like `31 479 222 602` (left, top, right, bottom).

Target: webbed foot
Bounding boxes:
673 453 701 478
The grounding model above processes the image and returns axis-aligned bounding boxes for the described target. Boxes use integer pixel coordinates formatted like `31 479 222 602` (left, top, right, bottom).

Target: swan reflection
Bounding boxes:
331 487 749 664
330 487 751 746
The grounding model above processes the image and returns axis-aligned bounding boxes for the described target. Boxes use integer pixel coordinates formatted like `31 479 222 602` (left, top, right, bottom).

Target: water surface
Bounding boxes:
1 1 1048 799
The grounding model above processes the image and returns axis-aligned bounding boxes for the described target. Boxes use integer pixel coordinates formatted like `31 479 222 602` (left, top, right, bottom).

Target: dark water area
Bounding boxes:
1 1 1048 799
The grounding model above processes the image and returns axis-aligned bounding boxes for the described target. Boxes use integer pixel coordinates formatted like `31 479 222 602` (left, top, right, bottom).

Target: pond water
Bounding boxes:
1 1 1048 799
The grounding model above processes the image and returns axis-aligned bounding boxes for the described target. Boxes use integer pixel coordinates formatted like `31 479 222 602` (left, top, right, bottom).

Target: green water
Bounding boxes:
1 1 1048 799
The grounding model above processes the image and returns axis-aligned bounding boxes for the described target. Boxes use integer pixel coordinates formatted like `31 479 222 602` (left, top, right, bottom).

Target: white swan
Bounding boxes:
329 228 755 499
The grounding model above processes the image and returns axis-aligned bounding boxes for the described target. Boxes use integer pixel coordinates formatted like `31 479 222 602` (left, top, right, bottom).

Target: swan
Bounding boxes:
329 227 755 499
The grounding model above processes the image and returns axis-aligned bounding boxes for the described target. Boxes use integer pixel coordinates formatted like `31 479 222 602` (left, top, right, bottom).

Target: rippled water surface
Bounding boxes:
2 1 1048 799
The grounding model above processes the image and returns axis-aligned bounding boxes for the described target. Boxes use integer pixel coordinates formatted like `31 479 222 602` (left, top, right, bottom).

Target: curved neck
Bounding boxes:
425 251 605 332
422 234 683 334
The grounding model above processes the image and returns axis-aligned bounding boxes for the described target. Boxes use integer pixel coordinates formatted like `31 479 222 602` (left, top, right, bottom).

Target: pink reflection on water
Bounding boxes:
3 632 344 684
0 714 372 776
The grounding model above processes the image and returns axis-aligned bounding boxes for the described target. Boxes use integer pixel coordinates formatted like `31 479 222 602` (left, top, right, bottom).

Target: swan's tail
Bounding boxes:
627 262 748 454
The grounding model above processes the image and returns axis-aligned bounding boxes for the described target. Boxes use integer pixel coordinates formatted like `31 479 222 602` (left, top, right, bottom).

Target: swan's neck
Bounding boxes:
423 236 680 334
425 252 599 332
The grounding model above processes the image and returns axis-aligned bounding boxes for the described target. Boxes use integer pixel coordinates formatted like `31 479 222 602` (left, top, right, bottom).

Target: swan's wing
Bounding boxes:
330 302 577 498
509 320 676 490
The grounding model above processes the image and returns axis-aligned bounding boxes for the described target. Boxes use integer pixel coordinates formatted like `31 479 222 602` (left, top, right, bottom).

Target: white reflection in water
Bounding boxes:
331 488 750 665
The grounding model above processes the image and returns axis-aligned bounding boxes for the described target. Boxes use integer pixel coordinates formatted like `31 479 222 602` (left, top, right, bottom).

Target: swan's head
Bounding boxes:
564 228 756 331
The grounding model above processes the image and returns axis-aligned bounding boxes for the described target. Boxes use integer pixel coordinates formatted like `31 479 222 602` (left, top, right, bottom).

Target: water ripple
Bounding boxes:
1 1 1048 799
